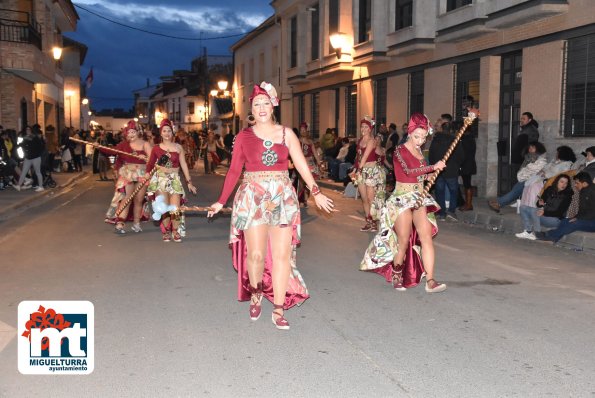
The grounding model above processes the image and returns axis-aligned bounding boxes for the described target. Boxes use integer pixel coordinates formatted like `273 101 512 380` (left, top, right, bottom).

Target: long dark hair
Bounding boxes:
556 145 576 163
552 173 573 194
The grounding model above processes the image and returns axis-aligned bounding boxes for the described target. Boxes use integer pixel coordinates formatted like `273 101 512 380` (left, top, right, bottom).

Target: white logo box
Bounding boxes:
18 300 94 375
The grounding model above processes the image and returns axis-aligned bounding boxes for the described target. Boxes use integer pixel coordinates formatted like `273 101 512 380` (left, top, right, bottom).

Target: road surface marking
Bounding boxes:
434 242 462 252
59 186 93 207
0 319 16 354
576 289 595 298
486 259 535 277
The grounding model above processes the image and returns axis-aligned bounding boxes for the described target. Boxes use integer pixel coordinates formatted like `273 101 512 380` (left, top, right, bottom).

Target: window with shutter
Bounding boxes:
375 79 387 125
563 34 595 137
409 71 424 115
346 85 358 137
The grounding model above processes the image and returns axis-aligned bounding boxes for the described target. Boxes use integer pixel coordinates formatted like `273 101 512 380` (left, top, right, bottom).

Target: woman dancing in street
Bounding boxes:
360 113 447 293
350 117 386 232
208 82 334 330
103 121 153 233
296 122 322 207
146 119 197 242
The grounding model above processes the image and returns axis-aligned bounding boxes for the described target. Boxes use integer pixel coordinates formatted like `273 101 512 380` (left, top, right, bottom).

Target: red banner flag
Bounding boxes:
85 67 94 89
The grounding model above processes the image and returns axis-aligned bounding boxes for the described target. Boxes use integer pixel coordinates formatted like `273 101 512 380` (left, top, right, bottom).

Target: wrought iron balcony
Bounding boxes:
0 9 42 50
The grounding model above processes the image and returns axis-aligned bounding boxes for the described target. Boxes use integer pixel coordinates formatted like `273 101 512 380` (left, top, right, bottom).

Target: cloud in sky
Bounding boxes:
67 0 272 111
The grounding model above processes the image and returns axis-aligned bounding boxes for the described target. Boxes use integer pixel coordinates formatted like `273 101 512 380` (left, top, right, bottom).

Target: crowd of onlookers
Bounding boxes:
2 112 593 244
484 111 595 243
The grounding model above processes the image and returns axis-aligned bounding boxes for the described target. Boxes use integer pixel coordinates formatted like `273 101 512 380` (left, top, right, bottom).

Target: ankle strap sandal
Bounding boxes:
271 304 290 330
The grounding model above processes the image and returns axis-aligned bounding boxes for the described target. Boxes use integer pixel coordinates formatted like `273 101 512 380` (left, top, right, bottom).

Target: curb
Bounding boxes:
0 171 89 218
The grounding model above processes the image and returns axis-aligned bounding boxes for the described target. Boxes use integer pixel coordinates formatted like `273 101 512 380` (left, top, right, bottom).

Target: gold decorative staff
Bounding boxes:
69 137 147 162
115 155 169 218
178 206 232 213
414 109 479 209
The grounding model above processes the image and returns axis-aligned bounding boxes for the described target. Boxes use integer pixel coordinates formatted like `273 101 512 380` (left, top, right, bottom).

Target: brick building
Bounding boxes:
233 0 595 197
0 0 83 134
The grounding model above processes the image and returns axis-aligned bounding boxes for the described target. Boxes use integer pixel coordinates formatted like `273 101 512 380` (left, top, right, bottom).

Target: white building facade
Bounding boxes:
233 0 595 197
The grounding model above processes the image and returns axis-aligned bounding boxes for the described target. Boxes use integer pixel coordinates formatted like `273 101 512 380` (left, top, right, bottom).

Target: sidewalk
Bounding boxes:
317 178 595 253
0 166 90 218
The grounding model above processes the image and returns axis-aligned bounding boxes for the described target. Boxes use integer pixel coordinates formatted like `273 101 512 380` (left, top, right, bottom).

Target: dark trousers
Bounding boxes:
546 218 595 242
435 176 459 215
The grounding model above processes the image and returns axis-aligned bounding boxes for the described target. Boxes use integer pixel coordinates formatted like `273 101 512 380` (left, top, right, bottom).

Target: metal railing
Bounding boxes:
0 8 42 50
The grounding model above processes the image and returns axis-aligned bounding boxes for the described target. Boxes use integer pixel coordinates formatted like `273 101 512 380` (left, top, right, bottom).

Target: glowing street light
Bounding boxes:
81 98 89 105
329 32 349 59
217 80 228 91
52 47 63 60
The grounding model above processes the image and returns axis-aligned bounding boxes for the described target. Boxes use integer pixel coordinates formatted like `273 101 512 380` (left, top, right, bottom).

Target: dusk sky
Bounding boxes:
66 1 273 111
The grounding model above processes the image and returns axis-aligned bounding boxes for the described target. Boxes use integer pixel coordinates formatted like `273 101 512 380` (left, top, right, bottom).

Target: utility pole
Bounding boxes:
203 46 209 130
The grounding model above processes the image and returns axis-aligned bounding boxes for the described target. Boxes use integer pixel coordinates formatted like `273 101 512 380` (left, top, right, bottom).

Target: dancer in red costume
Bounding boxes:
360 113 448 293
102 120 153 234
146 119 197 242
296 122 322 207
350 117 386 232
208 82 334 330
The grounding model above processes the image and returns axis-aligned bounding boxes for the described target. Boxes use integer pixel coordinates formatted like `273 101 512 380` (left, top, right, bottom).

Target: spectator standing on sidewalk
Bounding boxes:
458 119 477 211
429 121 465 221
511 112 540 180
14 125 45 192
72 130 84 172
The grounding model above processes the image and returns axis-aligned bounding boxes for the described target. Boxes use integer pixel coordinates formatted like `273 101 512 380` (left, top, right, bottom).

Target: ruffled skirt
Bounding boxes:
360 183 439 288
356 163 386 220
104 164 150 223
147 169 187 236
230 171 308 309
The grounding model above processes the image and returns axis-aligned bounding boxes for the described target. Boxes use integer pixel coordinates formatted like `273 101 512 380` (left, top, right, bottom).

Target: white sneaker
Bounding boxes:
515 231 536 240
24 178 33 186
14 185 21 191
35 186 45 192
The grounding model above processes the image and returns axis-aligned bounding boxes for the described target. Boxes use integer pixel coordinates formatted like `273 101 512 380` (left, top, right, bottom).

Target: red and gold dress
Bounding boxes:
104 142 150 223
217 127 308 309
360 144 439 287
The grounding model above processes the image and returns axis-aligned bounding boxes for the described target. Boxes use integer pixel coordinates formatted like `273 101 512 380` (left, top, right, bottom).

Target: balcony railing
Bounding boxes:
0 9 42 50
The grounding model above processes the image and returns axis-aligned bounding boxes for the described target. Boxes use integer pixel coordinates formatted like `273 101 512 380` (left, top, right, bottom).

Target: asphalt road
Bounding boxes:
0 170 594 397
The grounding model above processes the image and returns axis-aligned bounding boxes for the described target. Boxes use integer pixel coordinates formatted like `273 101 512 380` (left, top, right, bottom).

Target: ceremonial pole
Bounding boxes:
414 109 479 209
115 155 169 217
69 137 147 162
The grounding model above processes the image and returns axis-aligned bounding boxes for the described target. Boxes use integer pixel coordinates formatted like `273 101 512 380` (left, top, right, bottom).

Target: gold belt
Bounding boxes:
243 170 289 182
396 182 423 193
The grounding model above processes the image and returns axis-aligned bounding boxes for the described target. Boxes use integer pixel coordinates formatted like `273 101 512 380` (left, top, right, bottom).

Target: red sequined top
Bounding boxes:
393 144 435 183
146 144 181 171
217 127 289 204
354 137 379 169
111 142 147 170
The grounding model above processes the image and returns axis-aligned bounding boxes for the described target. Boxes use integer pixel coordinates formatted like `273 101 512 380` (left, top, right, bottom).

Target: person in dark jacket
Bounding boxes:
515 174 573 240
429 121 465 221
536 172 595 242
511 112 539 179
458 123 477 211
14 125 46 192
